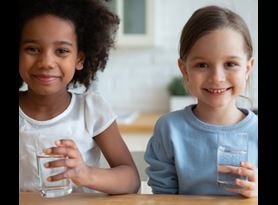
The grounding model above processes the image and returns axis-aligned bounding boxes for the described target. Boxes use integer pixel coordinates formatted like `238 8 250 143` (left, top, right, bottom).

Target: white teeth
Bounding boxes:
207 88 226 93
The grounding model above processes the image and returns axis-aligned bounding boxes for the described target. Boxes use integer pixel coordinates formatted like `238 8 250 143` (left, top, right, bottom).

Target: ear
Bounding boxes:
245 57 254 80
76 51 85 70
178 58 189 81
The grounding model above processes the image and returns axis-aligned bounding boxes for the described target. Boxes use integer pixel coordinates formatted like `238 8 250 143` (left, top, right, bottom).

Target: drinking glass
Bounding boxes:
217 132 248 189
35 134 72 198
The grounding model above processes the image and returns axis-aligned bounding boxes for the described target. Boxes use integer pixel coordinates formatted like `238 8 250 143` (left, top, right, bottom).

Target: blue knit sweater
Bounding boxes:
144 105 258 195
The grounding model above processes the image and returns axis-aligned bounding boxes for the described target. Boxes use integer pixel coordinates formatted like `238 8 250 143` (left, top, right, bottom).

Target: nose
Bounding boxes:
36 51 56 70
208 66 226 83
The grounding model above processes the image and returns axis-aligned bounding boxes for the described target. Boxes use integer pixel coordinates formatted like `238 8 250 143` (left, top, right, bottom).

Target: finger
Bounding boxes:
44 158 65 168
45 158 77 169
44 146 79 158
218 165 242 174
55 139 78 150
218 165 256 181
218 165 234 173
225 187 256 198
240 162 258 182
235 178 256 190
47 172 67 182
237 167 257 182
237 168 257 181
240 161 257 170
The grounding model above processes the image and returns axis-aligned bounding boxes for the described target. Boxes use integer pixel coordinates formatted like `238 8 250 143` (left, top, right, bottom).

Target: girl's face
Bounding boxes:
19 15 84 96
178 28 254 110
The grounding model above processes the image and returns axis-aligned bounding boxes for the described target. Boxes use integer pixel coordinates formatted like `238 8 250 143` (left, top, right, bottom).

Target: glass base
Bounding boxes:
40 187 72 198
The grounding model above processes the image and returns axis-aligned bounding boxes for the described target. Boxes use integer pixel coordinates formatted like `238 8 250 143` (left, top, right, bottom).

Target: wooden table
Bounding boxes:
20 192 258 205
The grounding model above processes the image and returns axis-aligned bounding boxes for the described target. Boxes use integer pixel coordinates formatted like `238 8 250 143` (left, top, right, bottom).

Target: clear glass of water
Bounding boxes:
35 135 72 198
217 132 248 189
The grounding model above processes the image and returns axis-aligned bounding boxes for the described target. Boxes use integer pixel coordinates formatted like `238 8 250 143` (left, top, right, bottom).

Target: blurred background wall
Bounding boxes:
94 0 258 114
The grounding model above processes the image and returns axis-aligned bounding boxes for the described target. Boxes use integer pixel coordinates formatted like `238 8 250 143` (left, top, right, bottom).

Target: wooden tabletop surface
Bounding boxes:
20 192 258 205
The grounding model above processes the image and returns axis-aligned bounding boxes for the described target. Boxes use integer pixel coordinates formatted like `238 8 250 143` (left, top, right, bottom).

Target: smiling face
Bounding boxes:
19 14 84 96
178 28 254 110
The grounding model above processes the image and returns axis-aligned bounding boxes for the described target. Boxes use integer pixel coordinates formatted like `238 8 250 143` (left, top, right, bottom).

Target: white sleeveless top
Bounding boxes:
19 90 117 192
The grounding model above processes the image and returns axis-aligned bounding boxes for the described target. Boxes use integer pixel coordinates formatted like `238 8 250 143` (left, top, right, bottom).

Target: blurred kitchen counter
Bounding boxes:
116 112 164 152
118 112 163 134
108 112 165 185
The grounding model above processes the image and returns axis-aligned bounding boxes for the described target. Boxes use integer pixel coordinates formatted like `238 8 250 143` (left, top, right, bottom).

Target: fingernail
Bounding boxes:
44 163 49 168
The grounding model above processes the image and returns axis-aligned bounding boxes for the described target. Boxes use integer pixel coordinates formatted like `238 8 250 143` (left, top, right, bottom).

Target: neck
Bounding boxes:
192 102 245 125
19 90 71 121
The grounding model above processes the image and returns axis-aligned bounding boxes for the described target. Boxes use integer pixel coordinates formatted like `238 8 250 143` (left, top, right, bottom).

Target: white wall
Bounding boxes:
95 0 258 113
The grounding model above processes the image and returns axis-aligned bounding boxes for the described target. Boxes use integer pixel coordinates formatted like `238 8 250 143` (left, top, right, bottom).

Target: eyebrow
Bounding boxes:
226 56 242 60
21 40 73 46
190 56 241 61
190 57 206 61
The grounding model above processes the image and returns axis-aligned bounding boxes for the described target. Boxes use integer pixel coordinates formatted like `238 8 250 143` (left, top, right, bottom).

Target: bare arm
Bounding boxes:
44 121 140 194
88 121 140 194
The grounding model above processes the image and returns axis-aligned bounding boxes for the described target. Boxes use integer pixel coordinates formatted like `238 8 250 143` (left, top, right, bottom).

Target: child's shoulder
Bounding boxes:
70 89 116 122
157 105 193 126
69 89 112 112
159 109 185 121
70 88 106 102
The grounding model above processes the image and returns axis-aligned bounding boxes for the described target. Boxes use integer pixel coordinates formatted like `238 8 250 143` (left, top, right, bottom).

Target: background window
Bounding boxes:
123 0 146 34
108 0 154 47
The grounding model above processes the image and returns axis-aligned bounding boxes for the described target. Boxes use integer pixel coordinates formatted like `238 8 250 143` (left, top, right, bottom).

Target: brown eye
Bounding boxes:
225 62 239 69
196 63 209 69
57 48 69 54
56 48 70 56
25 47 39 54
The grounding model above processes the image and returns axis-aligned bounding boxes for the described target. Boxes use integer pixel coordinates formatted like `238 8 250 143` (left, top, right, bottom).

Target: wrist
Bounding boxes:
81 165 98 189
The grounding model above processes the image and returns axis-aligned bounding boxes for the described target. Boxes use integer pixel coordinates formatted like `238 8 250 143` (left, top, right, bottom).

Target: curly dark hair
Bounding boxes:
19 0 119 90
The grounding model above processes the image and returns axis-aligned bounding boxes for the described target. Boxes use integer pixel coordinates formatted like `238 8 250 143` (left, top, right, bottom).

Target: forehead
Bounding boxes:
21 14 77 44
188 28 246 59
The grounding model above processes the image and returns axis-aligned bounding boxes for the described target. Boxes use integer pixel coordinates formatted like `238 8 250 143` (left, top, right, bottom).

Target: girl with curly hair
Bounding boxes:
19 0 140 195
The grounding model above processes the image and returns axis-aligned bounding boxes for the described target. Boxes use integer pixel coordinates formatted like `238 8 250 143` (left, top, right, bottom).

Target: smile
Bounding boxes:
206 88 229 94
33 74 60 84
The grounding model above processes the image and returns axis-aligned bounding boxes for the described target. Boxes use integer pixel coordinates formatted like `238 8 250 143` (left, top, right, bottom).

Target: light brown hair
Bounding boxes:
179 5 253 61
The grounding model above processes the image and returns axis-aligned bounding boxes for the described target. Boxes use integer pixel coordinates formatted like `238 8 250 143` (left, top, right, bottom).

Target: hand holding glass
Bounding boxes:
217 132 248 189
35 135 72 198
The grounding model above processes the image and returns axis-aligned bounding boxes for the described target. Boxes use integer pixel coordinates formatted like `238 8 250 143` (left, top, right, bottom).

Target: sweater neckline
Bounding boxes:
184 104 254 132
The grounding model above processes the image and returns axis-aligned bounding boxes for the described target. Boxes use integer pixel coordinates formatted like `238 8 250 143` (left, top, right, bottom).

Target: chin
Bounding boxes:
205 101 231 109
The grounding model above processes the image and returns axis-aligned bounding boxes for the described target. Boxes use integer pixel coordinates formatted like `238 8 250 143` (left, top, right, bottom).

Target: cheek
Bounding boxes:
186 75 202 94
19 52 33 69
19 53 25 69
19 56 29 78
187 74 202 86
64 64 77 80
233 75 247 91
